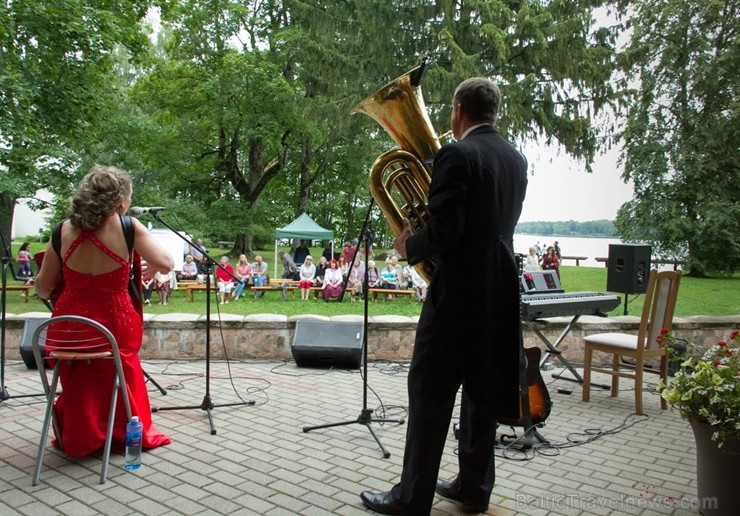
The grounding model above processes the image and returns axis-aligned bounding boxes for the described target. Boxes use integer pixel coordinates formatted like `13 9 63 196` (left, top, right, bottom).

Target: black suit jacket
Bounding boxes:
405 124 528 418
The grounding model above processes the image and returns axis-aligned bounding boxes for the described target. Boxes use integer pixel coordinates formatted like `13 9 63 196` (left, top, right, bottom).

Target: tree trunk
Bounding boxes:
232 233 253 259
0 192 17 259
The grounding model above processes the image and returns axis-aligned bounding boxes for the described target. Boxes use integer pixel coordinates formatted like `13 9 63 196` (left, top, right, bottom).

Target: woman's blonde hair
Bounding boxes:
68 165 132 230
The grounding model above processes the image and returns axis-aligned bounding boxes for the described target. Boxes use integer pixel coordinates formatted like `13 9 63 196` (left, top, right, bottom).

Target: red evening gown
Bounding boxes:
48 228 170 457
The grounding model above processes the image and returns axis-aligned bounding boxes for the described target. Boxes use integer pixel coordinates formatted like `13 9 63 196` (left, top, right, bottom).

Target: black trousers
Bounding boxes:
392 302 497 515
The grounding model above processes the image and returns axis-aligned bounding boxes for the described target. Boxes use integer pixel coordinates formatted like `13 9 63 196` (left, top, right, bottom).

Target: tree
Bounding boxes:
615 0 740 276
0 0 159 252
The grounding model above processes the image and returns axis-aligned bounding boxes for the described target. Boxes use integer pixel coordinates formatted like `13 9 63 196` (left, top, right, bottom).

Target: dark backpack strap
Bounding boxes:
51 220 64 262
119 214 135 256
118 214 143 306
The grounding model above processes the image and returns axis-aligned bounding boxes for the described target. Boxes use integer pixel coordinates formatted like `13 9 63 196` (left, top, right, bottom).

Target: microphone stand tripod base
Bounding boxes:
303 408 404 459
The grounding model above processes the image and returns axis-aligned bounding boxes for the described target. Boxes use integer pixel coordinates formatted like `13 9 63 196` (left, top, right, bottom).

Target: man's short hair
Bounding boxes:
453 77 501 124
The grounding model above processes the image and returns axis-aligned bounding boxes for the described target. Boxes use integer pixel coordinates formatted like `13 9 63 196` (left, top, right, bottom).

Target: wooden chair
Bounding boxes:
582 269 682 414
31 316 132 485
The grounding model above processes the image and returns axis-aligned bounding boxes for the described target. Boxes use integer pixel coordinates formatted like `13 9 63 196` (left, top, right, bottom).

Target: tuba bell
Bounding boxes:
352 64 447 284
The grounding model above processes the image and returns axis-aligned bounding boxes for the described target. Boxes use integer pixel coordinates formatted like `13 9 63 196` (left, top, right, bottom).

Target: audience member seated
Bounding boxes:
367 260 380 289
190 238 208 275
293 240 310 266
380 259 399 290
322 259 343 301
400 262 413 290
338 255 349 280
298 255 316 300
314 256 327 287
410 266 427 302
233 254 252 300
524 246 541 272
216 255 235 304
251 255 268 297
542 246 560 278
142 276 154 306
155 270 175 305
347 257 364 300
177 254 199 281
278 251 298 280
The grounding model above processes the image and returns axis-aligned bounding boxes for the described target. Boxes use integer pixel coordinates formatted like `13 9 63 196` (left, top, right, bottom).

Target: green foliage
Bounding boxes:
615 0 740 276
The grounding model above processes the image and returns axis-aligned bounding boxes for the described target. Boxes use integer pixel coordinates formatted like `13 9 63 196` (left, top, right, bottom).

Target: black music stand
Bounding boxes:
302 200 404 458
148 212 254 434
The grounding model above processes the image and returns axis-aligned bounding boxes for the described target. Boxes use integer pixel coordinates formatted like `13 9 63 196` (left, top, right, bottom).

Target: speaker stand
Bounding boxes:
302 200 404 458
622 293 629 316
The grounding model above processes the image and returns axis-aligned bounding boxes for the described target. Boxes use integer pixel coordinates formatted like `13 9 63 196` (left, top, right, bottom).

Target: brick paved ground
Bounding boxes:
0 357 703 515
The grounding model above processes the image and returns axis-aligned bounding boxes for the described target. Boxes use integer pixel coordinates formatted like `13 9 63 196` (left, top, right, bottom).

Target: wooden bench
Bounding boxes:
185 284 212 302
561 255 588 266
251 285 297 299
309 286 355 301
652 259 684 271
7 284 33 302
595 257 608 267
217 241 234 249
369 288 415 302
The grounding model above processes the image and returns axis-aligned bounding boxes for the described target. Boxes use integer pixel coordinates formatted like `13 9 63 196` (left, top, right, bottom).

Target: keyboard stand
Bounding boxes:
525 315 611 390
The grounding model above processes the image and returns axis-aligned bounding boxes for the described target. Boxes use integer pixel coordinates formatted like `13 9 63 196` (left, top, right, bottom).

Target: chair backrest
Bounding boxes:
31 315 132 419
638 269 682 351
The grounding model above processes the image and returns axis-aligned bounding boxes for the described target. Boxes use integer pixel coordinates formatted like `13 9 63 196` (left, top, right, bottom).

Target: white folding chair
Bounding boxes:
31 315 132 485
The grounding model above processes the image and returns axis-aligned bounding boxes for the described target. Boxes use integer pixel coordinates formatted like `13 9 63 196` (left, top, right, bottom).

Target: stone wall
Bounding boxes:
4 311 738 366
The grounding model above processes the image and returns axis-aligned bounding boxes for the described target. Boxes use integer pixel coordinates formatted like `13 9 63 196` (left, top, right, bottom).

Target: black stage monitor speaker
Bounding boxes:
19 318 48 369
292 321 364 369
521 270 564 294
607 244 651 295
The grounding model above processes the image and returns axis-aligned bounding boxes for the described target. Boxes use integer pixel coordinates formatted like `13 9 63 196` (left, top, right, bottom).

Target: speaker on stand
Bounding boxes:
291 321 364 369
606 244 651 315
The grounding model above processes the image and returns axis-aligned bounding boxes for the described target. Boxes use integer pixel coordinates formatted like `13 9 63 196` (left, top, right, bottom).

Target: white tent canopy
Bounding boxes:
274 213 334 275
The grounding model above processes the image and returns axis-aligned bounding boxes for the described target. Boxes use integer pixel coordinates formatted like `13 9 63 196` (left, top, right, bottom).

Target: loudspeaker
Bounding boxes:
521 270 564 294
19 318 48 369
607 244 651 294
291 321 364 369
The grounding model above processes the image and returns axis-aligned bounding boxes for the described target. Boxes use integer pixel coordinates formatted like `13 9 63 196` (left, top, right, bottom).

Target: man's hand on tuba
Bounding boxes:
393 219 413 259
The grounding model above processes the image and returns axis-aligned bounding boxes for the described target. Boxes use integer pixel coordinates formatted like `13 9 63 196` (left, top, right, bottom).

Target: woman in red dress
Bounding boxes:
34 165 174 457
542 246 561 278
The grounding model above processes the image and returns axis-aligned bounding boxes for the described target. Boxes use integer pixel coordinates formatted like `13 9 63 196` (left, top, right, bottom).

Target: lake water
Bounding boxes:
514 234 623 268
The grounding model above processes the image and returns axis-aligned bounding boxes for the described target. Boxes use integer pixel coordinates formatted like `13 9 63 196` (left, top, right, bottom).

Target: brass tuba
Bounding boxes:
352 64 446 283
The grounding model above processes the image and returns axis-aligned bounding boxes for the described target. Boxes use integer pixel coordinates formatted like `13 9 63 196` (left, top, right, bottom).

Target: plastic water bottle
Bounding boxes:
124 416 143 470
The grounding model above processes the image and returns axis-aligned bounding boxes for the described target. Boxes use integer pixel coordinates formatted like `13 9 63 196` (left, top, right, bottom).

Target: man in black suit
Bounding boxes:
360 77 528 515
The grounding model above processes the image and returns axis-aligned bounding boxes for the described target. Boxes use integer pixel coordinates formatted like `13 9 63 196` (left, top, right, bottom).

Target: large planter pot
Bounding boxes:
690 420 740 516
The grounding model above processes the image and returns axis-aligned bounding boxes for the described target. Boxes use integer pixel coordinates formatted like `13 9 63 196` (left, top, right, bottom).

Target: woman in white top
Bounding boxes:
524 246 541 272
299 255 316 300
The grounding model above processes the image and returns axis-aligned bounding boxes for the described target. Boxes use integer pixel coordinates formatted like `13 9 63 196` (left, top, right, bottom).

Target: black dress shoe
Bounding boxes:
360 490 404 515
435 479 488 513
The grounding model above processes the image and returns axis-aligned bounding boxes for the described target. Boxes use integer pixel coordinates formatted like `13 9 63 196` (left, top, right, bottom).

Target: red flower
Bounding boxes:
718 341 727 347
731 329 739 340
660 328 669 335
725 350 733 358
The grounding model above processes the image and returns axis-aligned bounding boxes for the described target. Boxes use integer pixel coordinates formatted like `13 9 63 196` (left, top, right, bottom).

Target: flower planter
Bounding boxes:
690 420 740 516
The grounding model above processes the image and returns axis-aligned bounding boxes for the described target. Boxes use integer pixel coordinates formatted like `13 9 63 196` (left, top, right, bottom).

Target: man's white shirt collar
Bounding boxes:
460 123 492 140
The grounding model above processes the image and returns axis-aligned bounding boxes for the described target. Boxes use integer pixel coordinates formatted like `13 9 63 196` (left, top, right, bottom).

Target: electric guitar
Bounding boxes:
499 346 552 427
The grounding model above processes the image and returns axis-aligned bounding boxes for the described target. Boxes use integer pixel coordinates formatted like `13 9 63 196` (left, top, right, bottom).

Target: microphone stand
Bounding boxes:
147 212 254 435
0 228 44 401
302 200 404 458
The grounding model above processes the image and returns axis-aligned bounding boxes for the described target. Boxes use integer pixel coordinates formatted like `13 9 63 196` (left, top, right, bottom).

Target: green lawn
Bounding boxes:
7 242 739 317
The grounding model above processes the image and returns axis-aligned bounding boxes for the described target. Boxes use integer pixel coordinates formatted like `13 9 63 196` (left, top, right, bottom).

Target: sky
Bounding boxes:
518 141 634 223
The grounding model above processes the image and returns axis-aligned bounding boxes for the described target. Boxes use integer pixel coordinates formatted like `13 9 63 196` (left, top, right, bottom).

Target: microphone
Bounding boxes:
129 206 167 217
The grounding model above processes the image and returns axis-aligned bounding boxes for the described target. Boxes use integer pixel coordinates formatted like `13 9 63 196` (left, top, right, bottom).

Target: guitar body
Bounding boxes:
499 346 552 427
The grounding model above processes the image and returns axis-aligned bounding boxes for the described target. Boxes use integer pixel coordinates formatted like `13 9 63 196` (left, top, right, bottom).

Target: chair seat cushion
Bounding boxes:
584 333 638 350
